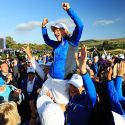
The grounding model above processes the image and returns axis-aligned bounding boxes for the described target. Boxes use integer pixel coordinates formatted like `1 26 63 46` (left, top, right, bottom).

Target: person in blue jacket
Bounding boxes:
90 56 99 77
0 77 24 104
106 62 125 115
40 2 83 107
41 2 83 80
66 45 97 125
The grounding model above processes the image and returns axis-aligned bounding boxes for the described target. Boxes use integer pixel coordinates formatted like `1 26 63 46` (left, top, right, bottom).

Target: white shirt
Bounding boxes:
27 78 35 94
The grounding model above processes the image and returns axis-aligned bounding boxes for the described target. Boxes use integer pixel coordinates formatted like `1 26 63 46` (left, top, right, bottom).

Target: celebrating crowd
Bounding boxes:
0 2 125 125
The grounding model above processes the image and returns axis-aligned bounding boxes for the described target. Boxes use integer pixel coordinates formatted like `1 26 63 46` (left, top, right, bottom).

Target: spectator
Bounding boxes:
20 66 43 101
19 66 43 124
106 62 125 115
93 47 100 58
91 56 99 77
0 101 21 125
0 77 23 104
66 45 97 125
0 61 18 87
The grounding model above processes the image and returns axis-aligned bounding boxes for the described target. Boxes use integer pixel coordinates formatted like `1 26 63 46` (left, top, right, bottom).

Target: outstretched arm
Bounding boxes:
62 3 83 46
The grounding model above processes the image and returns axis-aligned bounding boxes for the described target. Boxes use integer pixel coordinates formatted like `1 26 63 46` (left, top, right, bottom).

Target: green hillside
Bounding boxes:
80 38 125 47
79 38 125 54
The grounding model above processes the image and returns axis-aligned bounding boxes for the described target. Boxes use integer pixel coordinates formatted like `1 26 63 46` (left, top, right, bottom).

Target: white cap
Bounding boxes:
68 74 83 88
107 55 111 60
27 67 35 73
51 23 68 31
119 54 124 59
101 54 105 59
37 95 64 125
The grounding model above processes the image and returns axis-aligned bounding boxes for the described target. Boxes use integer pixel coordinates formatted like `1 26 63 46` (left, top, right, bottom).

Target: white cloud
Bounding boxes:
93 17 122 26
16 18 75 32
16 21 41 32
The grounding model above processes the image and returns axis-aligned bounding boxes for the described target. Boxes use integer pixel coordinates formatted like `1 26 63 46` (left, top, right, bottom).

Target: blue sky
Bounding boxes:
0 0 125 44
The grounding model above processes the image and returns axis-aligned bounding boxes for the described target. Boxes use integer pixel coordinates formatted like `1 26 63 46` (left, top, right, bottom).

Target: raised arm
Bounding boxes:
62 3 83 46
79 45 96 107
23 45 45 80
41 18 58 48
106 67 125 115
114 62 125 101
22 45 33 60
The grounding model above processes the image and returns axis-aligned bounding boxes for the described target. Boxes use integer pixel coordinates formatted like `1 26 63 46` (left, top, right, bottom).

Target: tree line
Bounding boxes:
6 36 52 51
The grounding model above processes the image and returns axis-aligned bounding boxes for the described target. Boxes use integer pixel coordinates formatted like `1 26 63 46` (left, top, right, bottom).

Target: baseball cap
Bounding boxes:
107 55 112 60
68 74 83 88
119 54 124 59
51 23 68 31
37 95 64 125
101 54 105 59
27 67 35 73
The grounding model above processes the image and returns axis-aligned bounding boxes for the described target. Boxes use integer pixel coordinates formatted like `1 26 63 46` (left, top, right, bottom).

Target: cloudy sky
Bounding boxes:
0 0 125 44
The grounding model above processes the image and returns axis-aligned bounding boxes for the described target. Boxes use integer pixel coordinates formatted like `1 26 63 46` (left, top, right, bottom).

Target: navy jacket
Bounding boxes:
19 77 43 101
42 8 83 80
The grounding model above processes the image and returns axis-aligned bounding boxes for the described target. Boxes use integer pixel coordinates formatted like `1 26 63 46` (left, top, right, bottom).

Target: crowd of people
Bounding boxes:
0 2 125 125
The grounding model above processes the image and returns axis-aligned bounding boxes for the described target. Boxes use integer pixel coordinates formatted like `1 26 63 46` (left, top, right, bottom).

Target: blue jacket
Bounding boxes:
67 73 97 125
91 62 99 77
0 71 18 88
0 84 24 103
42 8 83 80
114 76 125 101
106 77 125 115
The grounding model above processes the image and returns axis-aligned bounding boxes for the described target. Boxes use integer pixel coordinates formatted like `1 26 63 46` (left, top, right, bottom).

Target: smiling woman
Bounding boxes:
40 2 83 107
68 74 84 97
41 2 83 80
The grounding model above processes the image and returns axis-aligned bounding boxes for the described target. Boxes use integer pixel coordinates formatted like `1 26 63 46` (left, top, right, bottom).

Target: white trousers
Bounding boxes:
40 75 69 105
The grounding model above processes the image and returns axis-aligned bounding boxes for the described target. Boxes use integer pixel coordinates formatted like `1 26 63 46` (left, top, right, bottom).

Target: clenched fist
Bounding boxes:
42 18 48 27
62 3 70 11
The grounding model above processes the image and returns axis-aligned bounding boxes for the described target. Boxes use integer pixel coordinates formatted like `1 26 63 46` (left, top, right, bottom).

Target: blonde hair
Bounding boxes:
0 101 21 125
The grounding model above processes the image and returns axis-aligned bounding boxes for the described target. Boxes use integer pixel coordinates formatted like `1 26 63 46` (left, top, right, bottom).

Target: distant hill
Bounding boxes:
79 38 125 54
105 38 125 42
80 37 125 48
